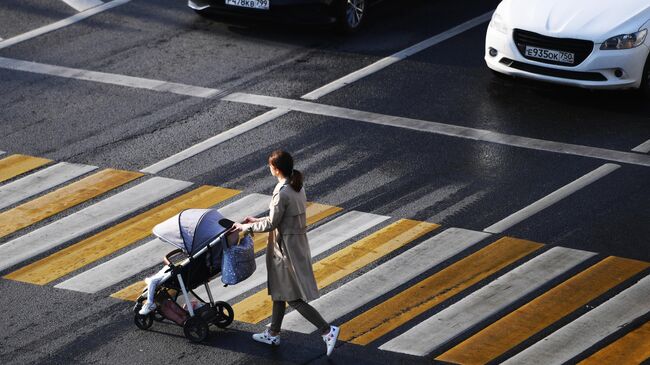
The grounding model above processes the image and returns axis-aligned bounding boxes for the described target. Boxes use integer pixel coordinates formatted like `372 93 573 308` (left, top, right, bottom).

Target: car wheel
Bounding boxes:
336 0 366 34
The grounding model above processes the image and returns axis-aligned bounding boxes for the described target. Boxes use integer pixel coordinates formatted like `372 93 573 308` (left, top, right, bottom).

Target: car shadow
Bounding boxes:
487 72 650 116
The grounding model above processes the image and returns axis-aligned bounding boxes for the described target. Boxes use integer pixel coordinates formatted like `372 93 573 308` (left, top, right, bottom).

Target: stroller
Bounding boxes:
133 208 241 343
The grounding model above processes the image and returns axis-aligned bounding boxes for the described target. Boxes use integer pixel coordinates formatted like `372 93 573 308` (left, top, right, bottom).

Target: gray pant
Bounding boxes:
270 299 329 334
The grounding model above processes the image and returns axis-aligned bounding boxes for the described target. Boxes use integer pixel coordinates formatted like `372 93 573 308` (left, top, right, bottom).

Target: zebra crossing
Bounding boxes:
0 152 648 364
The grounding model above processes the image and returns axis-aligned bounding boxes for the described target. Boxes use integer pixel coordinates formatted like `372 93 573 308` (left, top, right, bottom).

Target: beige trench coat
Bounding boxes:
242 180 319 302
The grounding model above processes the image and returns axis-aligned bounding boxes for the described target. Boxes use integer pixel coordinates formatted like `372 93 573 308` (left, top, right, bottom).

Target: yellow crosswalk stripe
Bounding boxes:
4 185 240 285
577 321 650 365
339 237 543 345
233 219 439 324
305 202 344 226
111 280 146 301
0 154 51 184
251 202 343 252
436 256 650 365
0 169 142 239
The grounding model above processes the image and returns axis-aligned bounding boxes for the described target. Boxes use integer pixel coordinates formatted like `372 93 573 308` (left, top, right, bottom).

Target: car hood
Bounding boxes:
497 0 650 42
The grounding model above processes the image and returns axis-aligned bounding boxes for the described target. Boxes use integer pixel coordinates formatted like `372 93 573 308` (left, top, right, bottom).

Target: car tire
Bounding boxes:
336 0 366 34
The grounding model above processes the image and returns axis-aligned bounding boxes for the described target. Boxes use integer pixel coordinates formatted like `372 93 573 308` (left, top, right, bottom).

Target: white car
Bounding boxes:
485 0 650 92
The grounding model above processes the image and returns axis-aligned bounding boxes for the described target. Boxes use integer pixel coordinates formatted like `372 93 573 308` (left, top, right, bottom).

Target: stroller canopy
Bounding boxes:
153 209 229 255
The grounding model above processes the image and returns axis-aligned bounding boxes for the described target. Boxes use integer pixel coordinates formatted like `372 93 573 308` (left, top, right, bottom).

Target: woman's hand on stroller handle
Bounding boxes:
231 222 245 233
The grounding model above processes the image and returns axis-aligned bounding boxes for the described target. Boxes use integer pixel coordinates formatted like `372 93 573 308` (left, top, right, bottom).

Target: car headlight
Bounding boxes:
600 29 647 50
489 13 508 34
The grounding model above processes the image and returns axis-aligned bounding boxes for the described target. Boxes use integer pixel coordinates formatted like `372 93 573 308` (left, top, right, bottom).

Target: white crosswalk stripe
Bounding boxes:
502 275 650 365
281 228 491 333
193 211 390 303
0 162 97 210
379 247 597 356
216 193 271 222
56 238 168 293
55 193 272 293
62 0 104 12
0 177 191 271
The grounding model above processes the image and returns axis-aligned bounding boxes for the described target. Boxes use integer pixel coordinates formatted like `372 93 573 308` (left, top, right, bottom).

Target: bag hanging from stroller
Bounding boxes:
221 234 255 286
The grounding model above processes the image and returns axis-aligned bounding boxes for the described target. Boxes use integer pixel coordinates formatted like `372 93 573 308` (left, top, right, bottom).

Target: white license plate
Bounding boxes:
525 46 574 64
224 0 269 10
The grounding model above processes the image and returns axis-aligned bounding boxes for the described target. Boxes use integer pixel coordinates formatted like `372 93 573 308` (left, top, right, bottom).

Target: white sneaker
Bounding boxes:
252 329 281 346
322 325 339 356
138 301 156 315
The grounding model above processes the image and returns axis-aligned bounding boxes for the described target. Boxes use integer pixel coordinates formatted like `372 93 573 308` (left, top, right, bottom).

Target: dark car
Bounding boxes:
188 0 378 33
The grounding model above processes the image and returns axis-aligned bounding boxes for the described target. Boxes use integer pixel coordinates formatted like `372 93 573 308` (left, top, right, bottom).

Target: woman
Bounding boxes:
233 150 339 356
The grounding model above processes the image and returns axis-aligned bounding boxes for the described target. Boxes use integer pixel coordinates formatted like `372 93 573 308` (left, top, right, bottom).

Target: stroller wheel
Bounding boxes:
212 301 234 329
184 317 209 343
134 313 154 330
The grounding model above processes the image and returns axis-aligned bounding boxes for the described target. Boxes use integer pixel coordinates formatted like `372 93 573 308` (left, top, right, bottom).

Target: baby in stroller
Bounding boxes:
133 208 248 342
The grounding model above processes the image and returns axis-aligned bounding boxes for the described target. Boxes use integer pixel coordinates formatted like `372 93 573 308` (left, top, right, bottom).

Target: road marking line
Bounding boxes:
502 275 650 365
379 247 596 356
305 202 344 226
577 321 650 365
281 228 491 334
0 177 191 272
191 210 390 307
111 280 145 301
0 169 141 239
5 186 239 285
140 109 289 173
437 256 650 365
251 202 342 252
0 57 220 98
632 139 650 153
233 219 439 324
484 164 620 233
0 0 130 50
301 11 494 100
341 237 543 345
62 0 104 12
0 162 97 211
222 93 650 168
215 193 271 221
58 193 270 294
0 154 51 184
60 238 169 294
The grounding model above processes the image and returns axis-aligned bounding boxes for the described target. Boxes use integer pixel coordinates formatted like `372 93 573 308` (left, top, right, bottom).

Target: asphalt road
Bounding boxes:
0 0 649 364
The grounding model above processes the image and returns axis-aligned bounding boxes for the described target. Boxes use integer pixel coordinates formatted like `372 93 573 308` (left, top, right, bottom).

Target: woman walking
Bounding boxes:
233 150 339 356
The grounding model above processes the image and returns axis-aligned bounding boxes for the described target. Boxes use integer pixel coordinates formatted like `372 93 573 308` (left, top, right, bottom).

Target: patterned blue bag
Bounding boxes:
221 234 256 286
